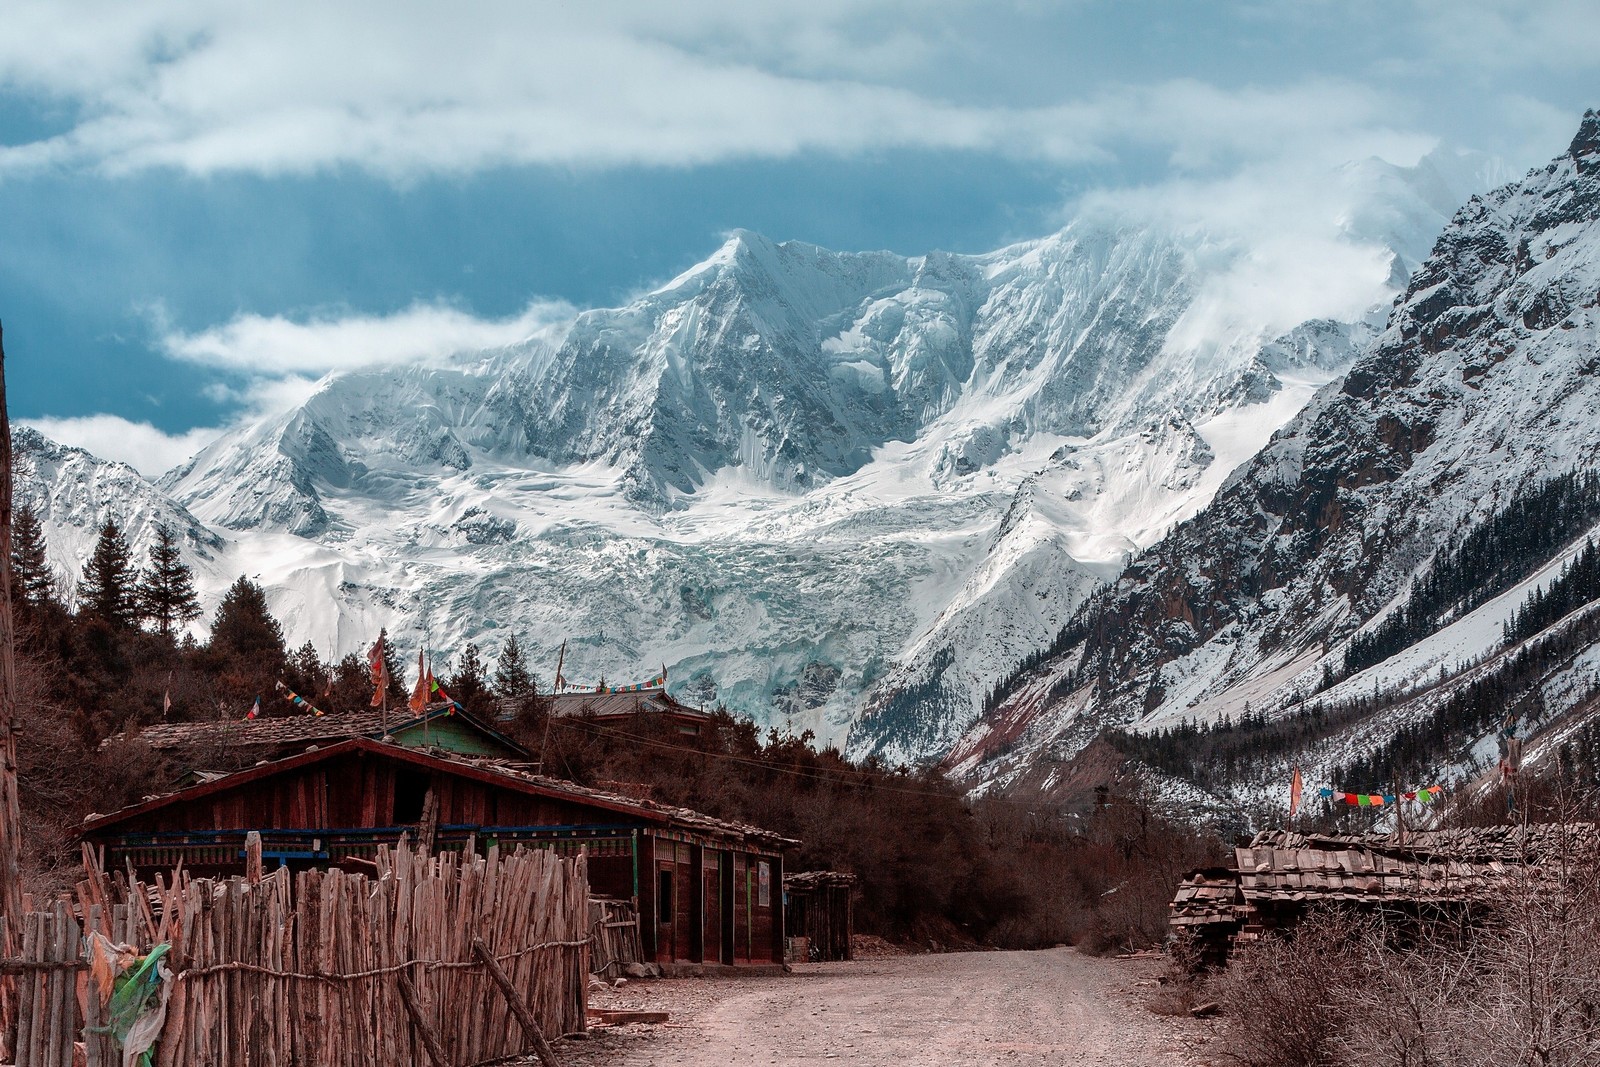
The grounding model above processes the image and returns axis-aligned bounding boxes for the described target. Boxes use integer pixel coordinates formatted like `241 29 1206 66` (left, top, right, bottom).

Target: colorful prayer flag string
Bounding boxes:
1316 784 1443 806
275 680 327 717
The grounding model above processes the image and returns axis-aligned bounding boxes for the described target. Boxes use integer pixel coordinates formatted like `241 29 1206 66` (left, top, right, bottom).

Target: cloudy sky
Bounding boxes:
2 0 1597 474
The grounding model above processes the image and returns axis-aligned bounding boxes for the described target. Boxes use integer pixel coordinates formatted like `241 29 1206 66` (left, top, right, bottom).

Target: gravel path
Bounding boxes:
557 948 1217 1066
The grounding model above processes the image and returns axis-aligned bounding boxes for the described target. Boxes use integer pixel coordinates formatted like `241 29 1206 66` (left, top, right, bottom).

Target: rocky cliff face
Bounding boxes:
945 111 1600 793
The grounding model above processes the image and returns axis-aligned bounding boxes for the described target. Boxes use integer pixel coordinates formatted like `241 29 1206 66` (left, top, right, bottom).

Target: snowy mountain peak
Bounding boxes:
1569 108 1600 163
22 146 1508 752
945 109 1600 800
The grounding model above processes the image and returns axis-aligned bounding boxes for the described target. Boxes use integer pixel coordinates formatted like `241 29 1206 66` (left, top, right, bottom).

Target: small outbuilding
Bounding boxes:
80 737 794 969
783 870 857 962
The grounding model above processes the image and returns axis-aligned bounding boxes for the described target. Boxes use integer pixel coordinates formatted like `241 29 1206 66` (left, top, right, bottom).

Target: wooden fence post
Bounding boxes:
244 831 263 884
398 968 454 1067
472 938 562 1067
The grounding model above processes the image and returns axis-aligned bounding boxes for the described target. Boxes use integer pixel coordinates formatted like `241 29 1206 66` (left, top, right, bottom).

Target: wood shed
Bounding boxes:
783 870 857 962
79 737 795 969
1171 823 1600 962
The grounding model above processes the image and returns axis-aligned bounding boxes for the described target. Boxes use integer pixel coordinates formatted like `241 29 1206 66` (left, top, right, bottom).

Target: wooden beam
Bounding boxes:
397 969 454 1067
472 938 561 1067
244 831 264 883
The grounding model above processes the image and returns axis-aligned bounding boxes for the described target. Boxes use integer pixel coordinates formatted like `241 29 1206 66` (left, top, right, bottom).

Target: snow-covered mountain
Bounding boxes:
946 111 1600 806
13 428 225 608
21 145 1495 752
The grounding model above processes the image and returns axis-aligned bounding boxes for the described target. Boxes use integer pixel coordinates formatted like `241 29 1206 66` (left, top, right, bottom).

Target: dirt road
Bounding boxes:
559 948 1215 1066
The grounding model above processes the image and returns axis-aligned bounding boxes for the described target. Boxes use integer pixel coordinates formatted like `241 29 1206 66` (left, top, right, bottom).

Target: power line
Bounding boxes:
542 716 1069 811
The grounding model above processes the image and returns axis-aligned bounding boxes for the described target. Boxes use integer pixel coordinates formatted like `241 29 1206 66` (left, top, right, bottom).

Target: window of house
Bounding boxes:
658 869 674 921
393 769 431 824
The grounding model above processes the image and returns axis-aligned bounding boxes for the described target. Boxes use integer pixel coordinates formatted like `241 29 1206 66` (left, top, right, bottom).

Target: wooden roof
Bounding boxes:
119 704 526 758
541 687 710 721
1169 867 1246 927
1171 823 1600 926
80 736 797 851
784 870 858 891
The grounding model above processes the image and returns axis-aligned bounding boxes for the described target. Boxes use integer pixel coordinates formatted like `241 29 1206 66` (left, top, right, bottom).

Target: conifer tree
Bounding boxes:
493 634 535 699
286 641 329 706
330 652 370 713
210 576 287 671
78 519 137 627
447 641 489 711
136 523 201 637
10 502 54 609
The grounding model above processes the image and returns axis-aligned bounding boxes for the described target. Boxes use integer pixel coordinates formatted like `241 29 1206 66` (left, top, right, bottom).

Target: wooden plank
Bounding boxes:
398 968 453 1067
473 938 561 1067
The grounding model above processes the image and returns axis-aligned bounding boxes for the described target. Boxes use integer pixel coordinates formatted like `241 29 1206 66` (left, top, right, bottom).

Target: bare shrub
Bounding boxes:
1327 917 1482 1067
1467 841 1600 1067
1216 910 1363 1067
1148 929 1206 1016
1217 813 1600 1067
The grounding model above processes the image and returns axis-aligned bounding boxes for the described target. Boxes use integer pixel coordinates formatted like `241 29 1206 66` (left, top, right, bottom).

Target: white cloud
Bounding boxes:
0 1 1452 181
159 300 573 375
23 415 221 477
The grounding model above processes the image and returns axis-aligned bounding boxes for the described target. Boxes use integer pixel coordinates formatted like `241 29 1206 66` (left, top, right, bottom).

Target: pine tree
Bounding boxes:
136 523 201 637
330 652 370 713
10 502 55 609
493 634 535 699
78 519 137 627
447 642 490 711
210 576 287 670
286 641 329 708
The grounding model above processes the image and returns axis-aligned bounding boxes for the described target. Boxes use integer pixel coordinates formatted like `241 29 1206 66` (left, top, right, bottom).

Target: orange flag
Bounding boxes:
368 635 388 707
409 650 429 713
1289 766 1303 818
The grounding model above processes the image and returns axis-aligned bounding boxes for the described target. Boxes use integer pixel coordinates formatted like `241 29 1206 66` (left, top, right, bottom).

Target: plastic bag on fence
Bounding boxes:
87 934 174 1067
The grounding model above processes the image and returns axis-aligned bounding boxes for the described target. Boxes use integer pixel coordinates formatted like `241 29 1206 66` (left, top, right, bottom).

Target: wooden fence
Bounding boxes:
587 897 642 976
1 841 589 1066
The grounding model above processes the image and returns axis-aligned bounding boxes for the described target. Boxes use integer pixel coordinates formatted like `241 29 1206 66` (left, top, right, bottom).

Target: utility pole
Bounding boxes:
0 321 22 947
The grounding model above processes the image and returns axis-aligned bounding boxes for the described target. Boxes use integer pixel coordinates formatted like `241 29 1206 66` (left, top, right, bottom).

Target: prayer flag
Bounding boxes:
246 695 260 720
409 650 429 714
428 673 457 713
1289 766 1303 817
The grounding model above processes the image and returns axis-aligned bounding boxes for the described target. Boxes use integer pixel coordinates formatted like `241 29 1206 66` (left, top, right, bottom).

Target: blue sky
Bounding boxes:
2 0 1597 474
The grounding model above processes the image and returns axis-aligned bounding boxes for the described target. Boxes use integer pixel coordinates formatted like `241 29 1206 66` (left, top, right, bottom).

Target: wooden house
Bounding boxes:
1171 823 1600 962
79 737 794 969
783 870 857 962
536 687 712 737
124 704 529 765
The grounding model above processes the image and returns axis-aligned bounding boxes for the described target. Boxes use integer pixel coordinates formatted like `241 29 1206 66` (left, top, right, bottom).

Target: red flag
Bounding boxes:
369 635 389 708
409 650 429 713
